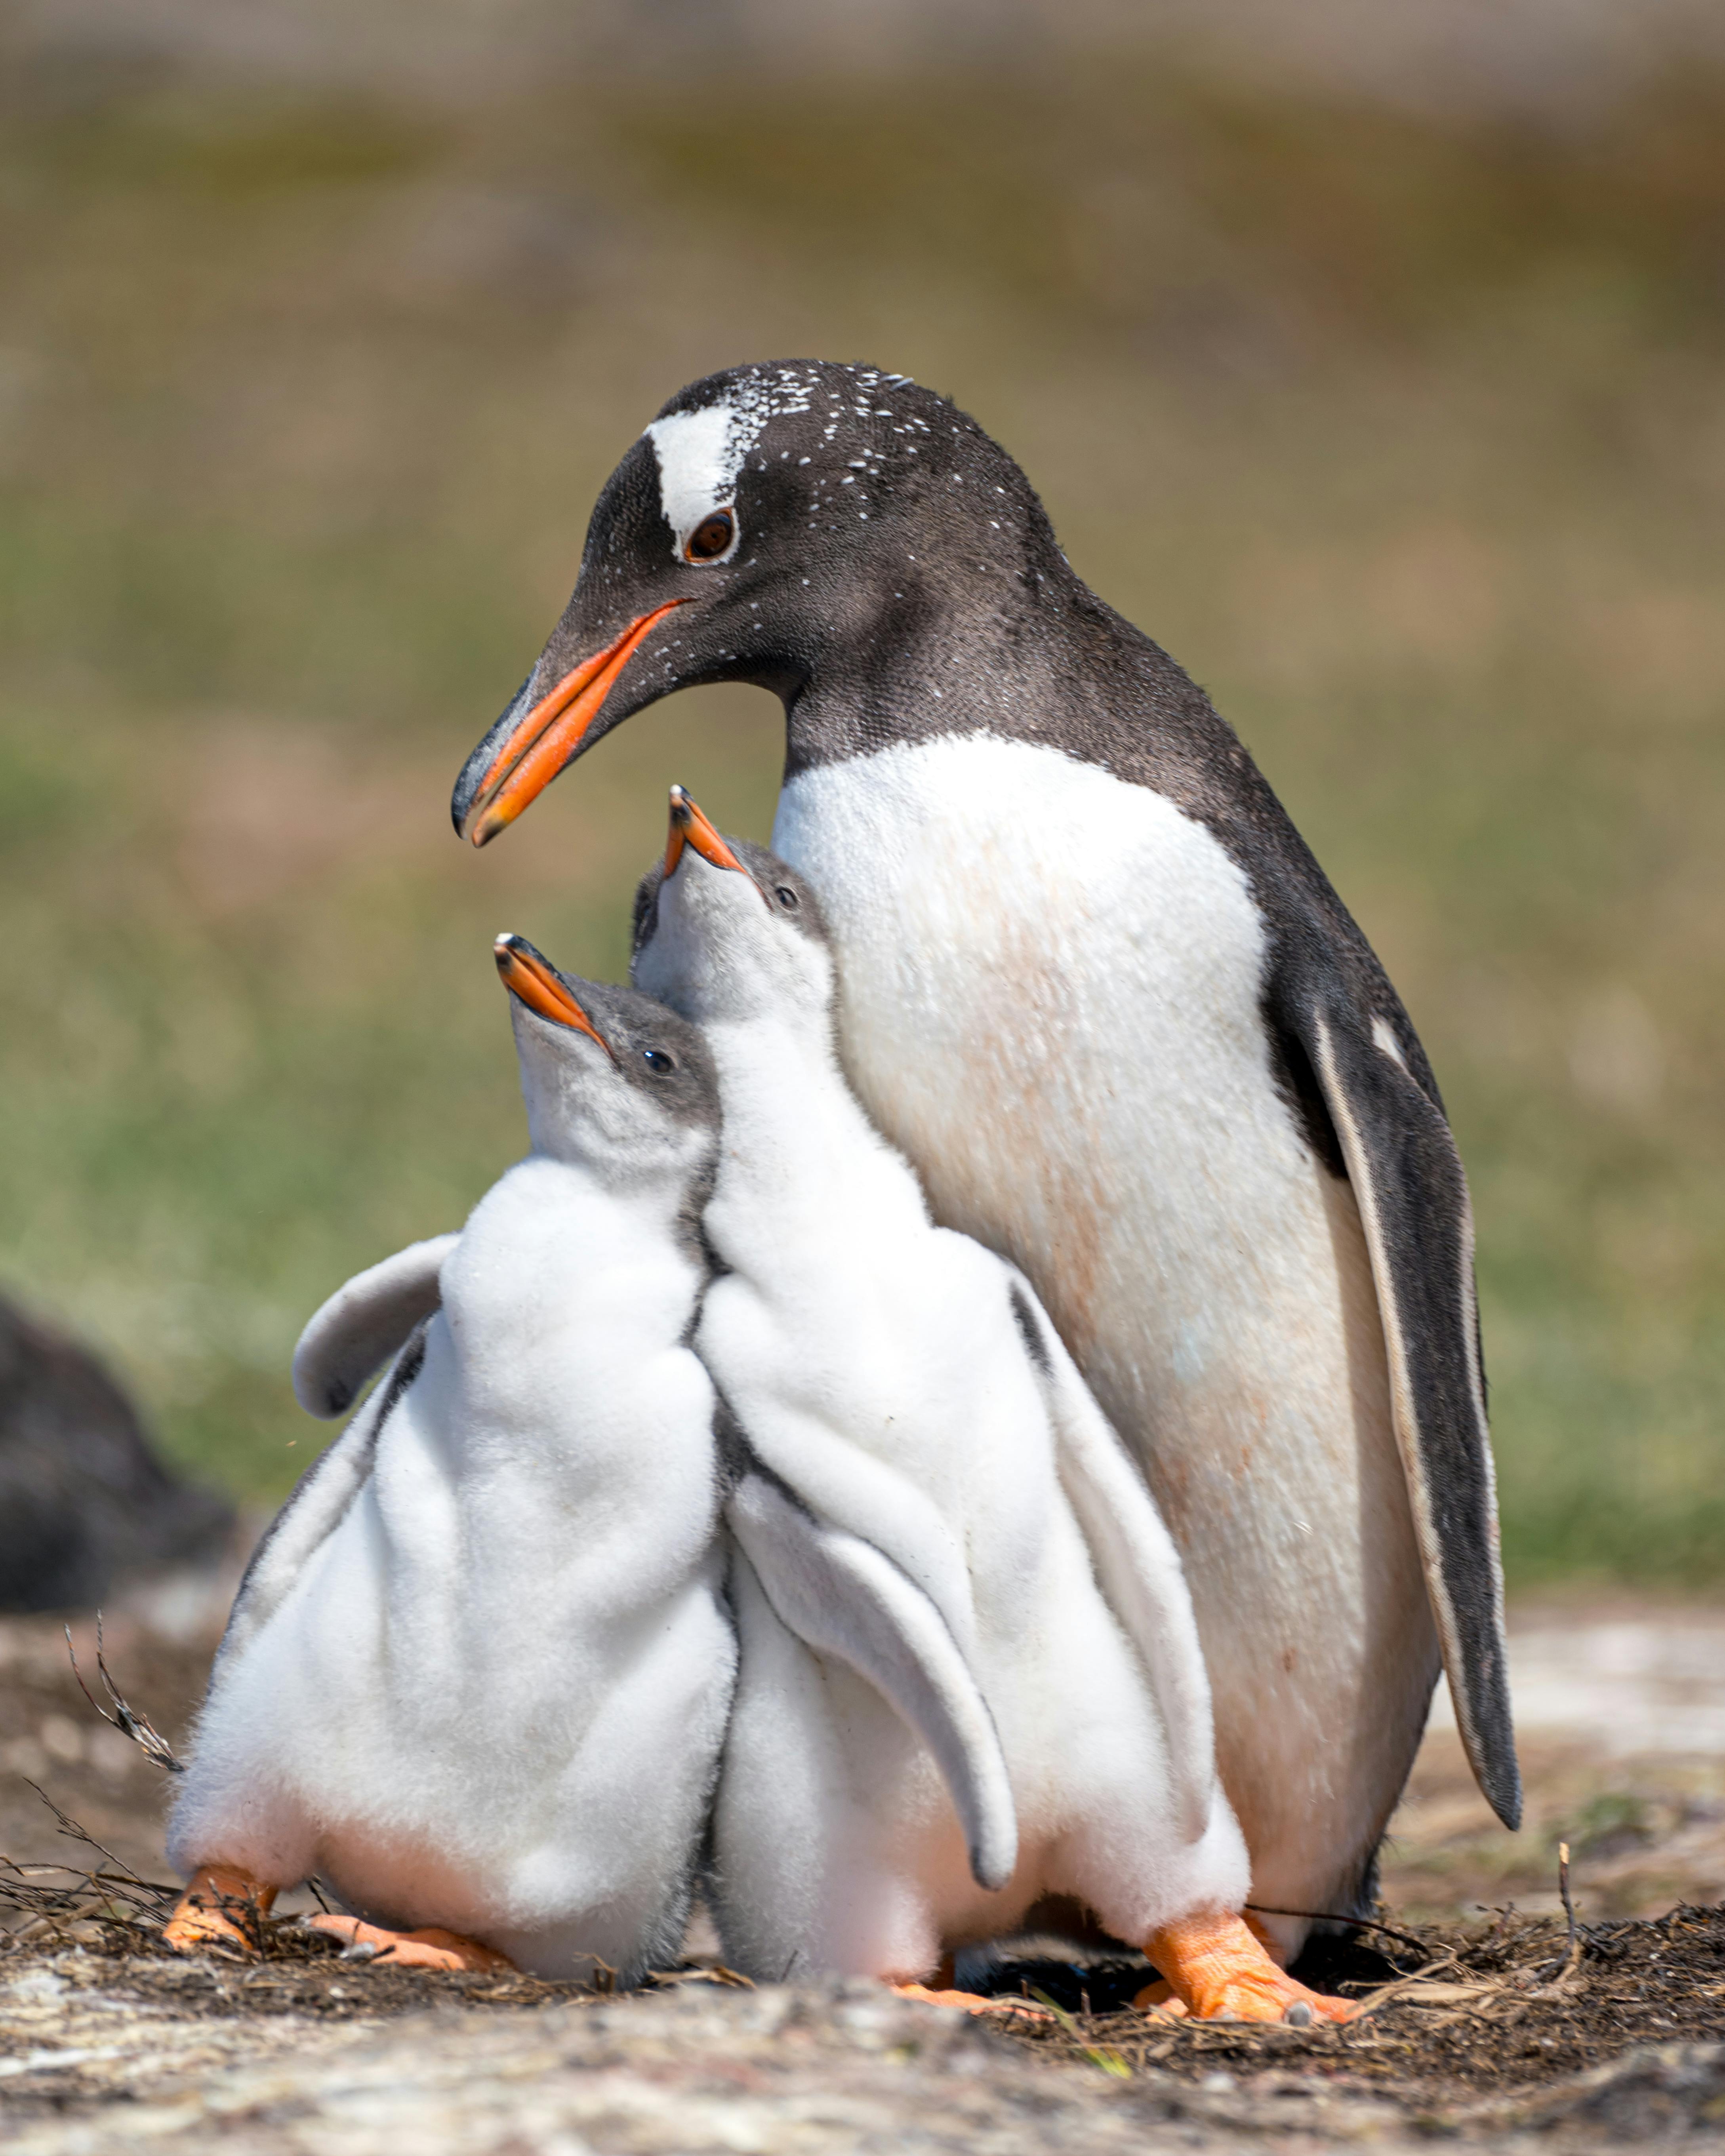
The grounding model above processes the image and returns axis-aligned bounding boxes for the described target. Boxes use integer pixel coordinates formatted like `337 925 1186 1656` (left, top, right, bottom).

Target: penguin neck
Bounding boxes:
507 1129 705 1263
769 558 1236 810
702 1003 922 1233
778 575 1077 779
448 1145 707 1399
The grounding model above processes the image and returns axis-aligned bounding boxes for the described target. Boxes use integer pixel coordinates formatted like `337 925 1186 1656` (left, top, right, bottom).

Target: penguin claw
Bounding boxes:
1139 1911 1355 2025
303 1913 515 1973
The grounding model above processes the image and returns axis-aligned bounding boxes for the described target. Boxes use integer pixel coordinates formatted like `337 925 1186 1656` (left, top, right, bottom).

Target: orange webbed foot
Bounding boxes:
890 1979 1050 2020
1141 1910 1355 2025
305 1912 515 1973
1130 1976 1188 2017
163 1865 278 1956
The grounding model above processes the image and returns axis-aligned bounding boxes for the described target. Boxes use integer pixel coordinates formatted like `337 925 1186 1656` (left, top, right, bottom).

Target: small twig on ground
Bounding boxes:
203 1879 272 1955
0 1850 178 1947
1029 1990 1131 2075
65 1615 185 1774
647 1962 755 1990
1347 1950 1470 2017
23 1782 152 1886
1557 1841 1583 1982
1245 1903 1430 1962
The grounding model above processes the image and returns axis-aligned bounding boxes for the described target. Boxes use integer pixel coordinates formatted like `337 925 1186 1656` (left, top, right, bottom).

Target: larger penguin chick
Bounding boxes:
634 789 1350 2025
166 941 737 1983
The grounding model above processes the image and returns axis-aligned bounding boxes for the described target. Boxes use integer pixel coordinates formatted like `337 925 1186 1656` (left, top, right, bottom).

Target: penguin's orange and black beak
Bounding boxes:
664 785 745 877
494 934 614 1057
456 600 689 848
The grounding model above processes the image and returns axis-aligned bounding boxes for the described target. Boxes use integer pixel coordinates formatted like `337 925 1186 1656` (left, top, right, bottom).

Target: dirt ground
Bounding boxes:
2 1575 1723 2149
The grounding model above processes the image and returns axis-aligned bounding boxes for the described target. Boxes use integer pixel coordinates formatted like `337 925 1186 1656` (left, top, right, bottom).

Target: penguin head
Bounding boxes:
494 933 719 1180
453 359 1063 845
631 787 832 1030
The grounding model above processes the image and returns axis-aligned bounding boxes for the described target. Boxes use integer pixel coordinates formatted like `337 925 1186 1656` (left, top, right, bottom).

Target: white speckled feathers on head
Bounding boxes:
644 367 820 561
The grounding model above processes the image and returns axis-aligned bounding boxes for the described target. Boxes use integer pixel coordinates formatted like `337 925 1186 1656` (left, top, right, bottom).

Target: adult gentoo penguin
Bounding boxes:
635 789 1345 2023
451 361 1519 1953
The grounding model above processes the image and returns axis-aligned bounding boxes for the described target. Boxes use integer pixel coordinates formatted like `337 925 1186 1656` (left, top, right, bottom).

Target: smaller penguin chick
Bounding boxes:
633 787 1354 2026
165 939 738 1982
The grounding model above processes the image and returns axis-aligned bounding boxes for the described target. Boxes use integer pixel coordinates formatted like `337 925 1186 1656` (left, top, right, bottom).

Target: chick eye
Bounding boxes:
684 509 735 564
643 1048 676 1074
774 886 799 910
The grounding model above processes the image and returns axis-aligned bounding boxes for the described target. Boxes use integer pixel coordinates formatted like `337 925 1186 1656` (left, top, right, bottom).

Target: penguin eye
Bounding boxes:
684 509 735 564
773 886 799 911
642 1048 676 1074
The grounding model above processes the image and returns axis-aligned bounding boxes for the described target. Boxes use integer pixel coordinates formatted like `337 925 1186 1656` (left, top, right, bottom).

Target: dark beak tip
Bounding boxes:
451 736 492 836
454 794 490 847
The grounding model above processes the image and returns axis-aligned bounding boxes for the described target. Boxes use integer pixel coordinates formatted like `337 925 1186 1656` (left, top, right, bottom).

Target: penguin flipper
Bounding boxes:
1303 1003 1520 1831
220 1327 426 1668
1008 1277 1217 1844
291 1234 457 1419
725 1472 1018 1893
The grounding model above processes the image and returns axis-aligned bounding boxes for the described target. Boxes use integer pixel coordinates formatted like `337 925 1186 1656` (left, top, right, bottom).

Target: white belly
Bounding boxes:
774 734 1437 1928
170 1172 737 1981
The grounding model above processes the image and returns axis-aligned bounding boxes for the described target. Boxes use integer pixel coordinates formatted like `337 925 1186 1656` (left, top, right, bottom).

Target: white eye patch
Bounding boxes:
642 371 818 563
645 406 742 561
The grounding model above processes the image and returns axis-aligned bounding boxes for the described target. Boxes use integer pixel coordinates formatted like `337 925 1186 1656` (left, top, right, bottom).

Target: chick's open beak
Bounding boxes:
460 600 688 847
665 784 746 876
494 935 613 1057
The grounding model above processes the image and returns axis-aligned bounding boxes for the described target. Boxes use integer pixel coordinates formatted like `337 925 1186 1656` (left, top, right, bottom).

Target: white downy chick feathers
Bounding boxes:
632 825 1249 1984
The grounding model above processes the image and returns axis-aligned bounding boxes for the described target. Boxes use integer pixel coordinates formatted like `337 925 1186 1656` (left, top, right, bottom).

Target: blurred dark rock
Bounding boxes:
0 1297 232 1613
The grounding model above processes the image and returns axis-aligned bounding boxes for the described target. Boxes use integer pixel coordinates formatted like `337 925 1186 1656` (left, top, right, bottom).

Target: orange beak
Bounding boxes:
461 600 689 847
494 935 614 1058
664 784 746 877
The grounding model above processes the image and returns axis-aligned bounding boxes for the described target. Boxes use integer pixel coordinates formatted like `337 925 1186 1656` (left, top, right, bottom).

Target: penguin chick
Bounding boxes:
165 941 738 1983
633 788 1351 2025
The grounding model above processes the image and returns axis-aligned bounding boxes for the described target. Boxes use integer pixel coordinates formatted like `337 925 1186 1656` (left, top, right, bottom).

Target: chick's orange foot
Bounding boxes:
891 1980 1051 2020
306 1912 516 1972
1140 1910 1355 2024
163 1865 278 1956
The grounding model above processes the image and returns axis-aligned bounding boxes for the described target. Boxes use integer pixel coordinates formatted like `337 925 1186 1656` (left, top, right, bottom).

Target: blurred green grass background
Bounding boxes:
1 21 1721 1584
